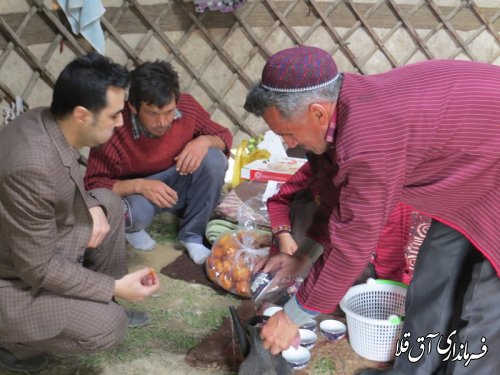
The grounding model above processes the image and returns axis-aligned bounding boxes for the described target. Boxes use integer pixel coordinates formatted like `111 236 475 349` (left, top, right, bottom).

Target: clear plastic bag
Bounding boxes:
250 272 301 306
236 194 269 230
206 229 271 297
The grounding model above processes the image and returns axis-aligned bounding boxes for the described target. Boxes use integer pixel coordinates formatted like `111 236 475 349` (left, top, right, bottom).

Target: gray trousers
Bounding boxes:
391 220 500 374
2 188 128 359
124 148 228 244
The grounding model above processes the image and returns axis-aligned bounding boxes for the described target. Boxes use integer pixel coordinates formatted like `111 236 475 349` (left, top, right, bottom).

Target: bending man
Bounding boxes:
245 46 500 374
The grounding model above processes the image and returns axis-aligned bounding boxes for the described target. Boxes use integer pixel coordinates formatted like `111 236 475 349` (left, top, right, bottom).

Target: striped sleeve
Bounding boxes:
267 162 313 235
300 151 405 313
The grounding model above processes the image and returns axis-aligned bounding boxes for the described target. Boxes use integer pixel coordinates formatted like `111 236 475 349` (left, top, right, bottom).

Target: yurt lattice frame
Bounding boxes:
0 0 499 139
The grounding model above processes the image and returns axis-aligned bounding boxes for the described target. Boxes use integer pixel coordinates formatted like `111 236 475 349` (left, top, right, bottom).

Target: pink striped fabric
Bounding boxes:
268 159 412 282
267 161 315 235
300 59 500 313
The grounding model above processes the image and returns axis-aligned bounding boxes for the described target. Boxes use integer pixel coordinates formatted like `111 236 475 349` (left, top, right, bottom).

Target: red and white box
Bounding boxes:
240 157 306 183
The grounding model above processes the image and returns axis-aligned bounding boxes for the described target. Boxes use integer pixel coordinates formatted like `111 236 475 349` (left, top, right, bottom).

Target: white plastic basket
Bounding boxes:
339 279 407 362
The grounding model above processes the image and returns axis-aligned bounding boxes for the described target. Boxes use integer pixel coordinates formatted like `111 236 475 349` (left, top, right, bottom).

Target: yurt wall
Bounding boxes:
0 0 499 143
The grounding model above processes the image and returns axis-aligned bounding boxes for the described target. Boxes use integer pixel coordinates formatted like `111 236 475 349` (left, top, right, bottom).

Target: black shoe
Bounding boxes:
125 309 150 328
0 347 48 373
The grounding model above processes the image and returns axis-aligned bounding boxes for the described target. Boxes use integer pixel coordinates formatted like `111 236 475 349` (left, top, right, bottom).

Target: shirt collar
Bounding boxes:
325 73 343 145
325 104 338 144
131 109 183 140
75 150 88 166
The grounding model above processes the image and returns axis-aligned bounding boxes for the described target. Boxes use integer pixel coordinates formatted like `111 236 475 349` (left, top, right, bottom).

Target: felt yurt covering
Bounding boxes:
0 0 499 143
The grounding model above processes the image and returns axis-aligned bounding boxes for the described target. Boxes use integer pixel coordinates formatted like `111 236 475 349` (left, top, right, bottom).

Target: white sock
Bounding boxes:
182 242 211 265
125 230 156 251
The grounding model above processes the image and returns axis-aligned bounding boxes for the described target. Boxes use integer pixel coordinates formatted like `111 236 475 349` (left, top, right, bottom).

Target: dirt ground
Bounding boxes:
126 242 386 375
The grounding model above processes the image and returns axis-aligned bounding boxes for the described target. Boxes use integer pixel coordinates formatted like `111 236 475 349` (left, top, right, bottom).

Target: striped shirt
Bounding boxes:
267 158 412 283
299 60 500 313
84 93 233 190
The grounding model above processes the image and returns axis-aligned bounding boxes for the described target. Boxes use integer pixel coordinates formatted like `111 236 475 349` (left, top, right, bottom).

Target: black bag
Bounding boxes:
229 306 291 375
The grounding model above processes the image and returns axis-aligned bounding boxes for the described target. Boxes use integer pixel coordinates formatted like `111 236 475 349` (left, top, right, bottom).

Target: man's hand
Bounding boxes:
261 310 300 355
87 206 110 248
114 267 161 302
137 179 178 208
278 232 298 255
254 252 311 284
174 136 210 175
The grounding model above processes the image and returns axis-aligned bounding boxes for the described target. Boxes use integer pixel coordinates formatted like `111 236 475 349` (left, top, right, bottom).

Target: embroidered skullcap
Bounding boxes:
261 46 338 93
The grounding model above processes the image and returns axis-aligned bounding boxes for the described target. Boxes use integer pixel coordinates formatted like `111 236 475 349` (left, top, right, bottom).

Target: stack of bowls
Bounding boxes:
299 329 317 350
282 317 319 369
300 318 318 332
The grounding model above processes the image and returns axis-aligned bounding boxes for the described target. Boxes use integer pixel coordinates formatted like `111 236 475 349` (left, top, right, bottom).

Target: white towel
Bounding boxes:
57 0 106 54
3 96 26 124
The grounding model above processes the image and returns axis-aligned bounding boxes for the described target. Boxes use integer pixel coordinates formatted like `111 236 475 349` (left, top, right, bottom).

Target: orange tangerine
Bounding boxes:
206 266 216 281
219 274 233 290
232 265 251 282
212 245 225 259
235 281 251 297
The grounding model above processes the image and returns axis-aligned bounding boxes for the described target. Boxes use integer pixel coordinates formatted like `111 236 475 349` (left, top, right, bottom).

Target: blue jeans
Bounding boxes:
124 148 228 244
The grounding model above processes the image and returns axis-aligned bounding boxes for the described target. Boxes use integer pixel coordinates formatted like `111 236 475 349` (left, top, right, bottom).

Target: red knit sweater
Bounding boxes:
84 93 233 190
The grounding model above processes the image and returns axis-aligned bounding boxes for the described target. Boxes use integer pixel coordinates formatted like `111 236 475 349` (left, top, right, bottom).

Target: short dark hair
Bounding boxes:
128 60 180 111
50 52 129 120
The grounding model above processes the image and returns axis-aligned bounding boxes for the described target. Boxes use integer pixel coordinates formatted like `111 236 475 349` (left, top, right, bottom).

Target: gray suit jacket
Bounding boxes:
0 108 116 342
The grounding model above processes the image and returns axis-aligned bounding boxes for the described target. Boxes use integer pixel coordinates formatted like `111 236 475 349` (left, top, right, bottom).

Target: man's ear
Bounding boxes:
309 103 332 128
73 106 91 125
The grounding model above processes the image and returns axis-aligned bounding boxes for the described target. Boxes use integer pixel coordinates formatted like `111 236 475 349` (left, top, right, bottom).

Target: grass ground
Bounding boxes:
0 219 240 375
0 217 373 375
37 276 240 375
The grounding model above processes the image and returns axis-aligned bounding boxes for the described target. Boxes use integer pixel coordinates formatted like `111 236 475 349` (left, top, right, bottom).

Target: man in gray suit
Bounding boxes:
0 53 160 373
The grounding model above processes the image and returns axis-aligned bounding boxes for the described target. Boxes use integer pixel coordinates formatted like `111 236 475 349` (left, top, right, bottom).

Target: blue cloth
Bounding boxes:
57 0 106 54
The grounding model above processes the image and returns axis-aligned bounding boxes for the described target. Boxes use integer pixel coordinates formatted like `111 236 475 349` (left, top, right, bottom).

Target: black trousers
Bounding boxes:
391 220 499 374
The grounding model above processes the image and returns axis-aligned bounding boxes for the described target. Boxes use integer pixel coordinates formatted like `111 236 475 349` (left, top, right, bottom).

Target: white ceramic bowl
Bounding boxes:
300 318 318 332
299 328 317 350
262 306 283 317
319 319 347 341
281 346 311 370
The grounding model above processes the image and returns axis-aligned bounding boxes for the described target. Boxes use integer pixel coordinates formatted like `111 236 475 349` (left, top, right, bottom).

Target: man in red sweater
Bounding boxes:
85 61 232 264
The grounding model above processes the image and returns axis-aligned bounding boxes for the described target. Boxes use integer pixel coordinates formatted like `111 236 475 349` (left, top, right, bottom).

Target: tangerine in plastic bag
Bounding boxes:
205 229 270 297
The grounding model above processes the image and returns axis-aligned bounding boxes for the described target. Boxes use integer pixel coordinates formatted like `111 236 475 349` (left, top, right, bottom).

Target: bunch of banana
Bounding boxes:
246 134 265 153
242 134 270 165
231 135 270 188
